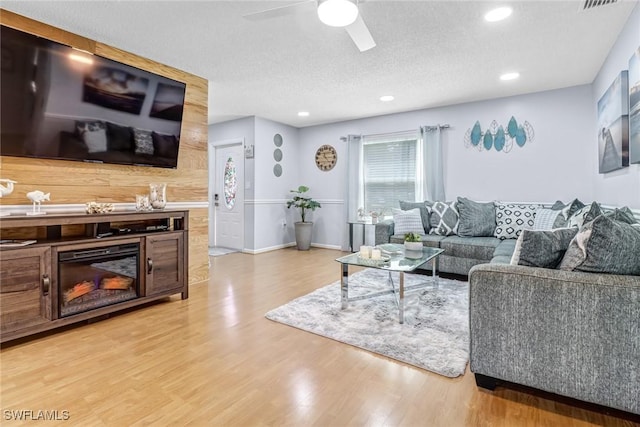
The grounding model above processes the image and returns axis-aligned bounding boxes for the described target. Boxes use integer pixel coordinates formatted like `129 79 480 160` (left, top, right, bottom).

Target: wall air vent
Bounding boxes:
579 0 618 11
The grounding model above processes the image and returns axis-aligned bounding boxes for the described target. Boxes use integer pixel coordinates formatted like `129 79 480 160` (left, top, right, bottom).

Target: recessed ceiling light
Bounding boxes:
379 95 394 102
484 7 512 22
500 72 520 81
298 111 310 117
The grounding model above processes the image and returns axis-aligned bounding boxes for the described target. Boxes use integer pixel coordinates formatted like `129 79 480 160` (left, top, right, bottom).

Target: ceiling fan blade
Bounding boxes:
345 14 376 52
243 0 315 21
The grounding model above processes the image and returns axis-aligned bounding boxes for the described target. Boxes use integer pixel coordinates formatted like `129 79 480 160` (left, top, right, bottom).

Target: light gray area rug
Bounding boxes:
265 269 470 377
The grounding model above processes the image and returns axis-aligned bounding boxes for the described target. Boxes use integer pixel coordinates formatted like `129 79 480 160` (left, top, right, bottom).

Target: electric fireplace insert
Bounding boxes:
58 243 140 317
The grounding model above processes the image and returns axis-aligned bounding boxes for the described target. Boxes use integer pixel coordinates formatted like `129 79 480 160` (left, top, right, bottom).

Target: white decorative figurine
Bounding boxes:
0 179 17 198
0 179 17 217
26 190 50 216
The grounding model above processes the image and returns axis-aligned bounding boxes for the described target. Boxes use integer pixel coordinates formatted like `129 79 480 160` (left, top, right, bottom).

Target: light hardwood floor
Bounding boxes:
1 248 638 426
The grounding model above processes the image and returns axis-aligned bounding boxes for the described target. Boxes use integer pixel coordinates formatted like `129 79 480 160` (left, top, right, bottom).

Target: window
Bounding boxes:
362 135 419 214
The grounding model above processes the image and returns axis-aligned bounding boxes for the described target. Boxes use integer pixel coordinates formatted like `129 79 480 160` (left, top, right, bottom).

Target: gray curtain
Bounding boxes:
421 126 446 201
342 134 362 251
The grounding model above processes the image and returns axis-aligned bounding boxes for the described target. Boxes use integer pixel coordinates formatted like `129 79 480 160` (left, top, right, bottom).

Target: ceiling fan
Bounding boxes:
243 0 376 52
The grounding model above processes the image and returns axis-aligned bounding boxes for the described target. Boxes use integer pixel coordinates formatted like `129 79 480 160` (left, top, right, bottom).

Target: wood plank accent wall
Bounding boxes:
0 10 209 285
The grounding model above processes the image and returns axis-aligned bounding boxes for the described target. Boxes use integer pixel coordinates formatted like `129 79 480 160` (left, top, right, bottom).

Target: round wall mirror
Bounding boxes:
274 134 283 147
273 164 282 177
273 148 283 162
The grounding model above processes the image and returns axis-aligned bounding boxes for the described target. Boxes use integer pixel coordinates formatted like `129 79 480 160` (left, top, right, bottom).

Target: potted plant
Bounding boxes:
286 185 321 250
404 232 423 251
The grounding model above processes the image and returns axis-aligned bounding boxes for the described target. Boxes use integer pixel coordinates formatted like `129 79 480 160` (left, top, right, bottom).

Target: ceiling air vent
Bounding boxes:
579 0 618 11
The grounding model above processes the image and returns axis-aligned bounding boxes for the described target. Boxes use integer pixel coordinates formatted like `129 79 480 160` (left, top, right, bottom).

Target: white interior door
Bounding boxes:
212 143 244 250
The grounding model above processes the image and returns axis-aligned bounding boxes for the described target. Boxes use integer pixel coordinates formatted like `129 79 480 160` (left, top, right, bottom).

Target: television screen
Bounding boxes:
1 25 186 168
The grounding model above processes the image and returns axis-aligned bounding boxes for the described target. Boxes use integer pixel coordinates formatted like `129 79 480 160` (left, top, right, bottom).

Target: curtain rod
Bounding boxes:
340 125 450 141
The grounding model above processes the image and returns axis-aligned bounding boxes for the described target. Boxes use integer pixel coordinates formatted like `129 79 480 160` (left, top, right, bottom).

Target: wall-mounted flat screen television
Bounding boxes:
1 25 186 169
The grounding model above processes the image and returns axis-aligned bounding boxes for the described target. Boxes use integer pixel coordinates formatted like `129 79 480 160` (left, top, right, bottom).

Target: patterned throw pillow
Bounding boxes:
429 201 459 236
134 129 154 155
399 200 432 233
568 202 602 228
392 208 424 236
533 207 563 230
494 203 540 240
560 198 585 220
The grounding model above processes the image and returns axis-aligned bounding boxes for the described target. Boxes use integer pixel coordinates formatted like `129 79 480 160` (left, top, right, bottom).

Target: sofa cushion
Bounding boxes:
490 255 512 264
494 202 540 240
390 234 444 248
493 239 517 258
440 236 500 260
399 200 432 233
106 122 134 152
558 215 640 275
456 197 496 237
392 208 424 236
511 228 578 269
429 201 459 236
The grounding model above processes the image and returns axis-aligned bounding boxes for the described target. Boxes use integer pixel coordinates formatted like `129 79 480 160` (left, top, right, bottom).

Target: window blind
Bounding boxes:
363 138 417 213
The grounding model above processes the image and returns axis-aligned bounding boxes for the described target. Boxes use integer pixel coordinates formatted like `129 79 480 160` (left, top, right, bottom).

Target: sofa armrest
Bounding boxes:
375 219 394 245
469 263 640 414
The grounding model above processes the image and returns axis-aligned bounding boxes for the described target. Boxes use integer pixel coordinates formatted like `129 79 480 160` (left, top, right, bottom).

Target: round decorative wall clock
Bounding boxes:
315 144 337 171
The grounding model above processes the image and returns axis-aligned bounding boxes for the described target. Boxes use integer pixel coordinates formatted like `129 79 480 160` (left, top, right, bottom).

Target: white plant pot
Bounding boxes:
404 241 423 251
294 222 313 251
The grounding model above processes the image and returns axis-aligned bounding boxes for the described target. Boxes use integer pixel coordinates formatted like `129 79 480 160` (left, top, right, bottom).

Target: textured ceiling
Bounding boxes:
2 1 637 128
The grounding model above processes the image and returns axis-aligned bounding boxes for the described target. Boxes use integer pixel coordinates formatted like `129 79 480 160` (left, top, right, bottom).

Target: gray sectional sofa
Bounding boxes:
375 197 640 415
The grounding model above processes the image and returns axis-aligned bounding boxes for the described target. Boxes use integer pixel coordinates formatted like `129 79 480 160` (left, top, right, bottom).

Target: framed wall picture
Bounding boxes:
597 70 629 174
629 48 640 164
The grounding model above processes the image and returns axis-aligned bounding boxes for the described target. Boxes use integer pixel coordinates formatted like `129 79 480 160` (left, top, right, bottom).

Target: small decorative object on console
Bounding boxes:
26 190 50 216
0 178 17 198
135 194 151 211
149 183 167 210
85 202 114 214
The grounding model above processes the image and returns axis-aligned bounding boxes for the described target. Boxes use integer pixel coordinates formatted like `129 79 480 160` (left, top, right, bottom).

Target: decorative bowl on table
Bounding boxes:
357 254 391 266
404 250 424 259
404 241 423 251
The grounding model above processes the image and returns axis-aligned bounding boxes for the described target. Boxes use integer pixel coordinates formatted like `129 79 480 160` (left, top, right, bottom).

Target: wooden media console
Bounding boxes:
0 210 189 343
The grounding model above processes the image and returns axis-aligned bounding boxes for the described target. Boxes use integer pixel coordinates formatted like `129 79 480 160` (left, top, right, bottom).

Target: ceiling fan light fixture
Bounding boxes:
484 7 512 22
318 0 359 28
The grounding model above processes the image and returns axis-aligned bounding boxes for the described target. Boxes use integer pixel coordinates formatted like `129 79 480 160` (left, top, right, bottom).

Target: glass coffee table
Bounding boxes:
335 244 444 324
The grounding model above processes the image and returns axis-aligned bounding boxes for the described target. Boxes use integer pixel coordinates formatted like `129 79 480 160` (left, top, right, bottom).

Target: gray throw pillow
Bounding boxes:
399 200 432 233
429 201 459 236
558 215 640 275
511 228 578 269
456 197 496 237
604 207 637 225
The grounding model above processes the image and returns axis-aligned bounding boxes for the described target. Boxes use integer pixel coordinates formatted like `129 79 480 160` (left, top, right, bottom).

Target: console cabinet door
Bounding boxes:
0 247 52 335
145 233 184 297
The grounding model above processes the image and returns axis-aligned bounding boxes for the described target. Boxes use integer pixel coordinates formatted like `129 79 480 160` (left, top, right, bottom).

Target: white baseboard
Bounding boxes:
242 242 341 254
243 242 296 254
310 243 342 250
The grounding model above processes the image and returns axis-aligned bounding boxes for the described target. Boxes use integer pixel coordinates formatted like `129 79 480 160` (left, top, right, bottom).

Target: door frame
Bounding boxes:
208 138 245 250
